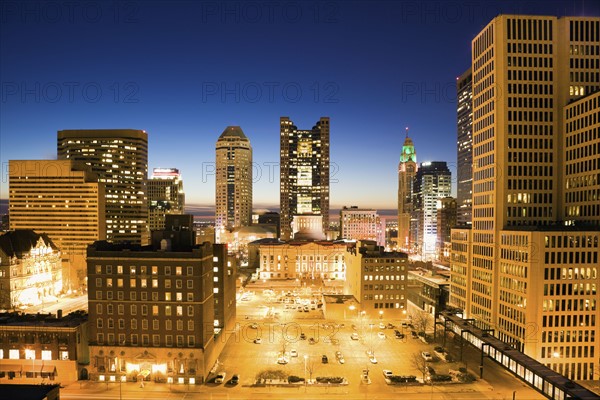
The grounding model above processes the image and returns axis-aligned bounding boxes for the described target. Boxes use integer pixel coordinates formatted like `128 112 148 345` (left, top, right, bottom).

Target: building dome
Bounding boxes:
218 126 248 140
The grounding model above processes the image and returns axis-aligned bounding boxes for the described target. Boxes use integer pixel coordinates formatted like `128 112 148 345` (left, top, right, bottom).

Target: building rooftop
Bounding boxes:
503 224 600 232
218 126 248 140
0 384 60 400
0 230 59 258
0 311 87 328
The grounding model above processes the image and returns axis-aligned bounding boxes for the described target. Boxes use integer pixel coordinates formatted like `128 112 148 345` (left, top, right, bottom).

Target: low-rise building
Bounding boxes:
257 240 348 281
0 230 62 310
407 269 450 316
344 241 409 319
86 216 235 384
0 311 88 383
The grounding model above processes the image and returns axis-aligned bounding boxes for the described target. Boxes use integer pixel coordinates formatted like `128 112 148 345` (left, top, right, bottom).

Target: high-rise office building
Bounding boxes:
148 168 185 231
411 162 451 257
456 69 473 226
397 130 417 250
215 126 252 243
436 196 457 264
450 15 600 381
8 159 105 289
57 129 148 244
280 117 330 240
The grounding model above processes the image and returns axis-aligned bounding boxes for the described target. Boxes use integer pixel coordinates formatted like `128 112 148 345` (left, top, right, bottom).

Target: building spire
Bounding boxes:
405 127 409 138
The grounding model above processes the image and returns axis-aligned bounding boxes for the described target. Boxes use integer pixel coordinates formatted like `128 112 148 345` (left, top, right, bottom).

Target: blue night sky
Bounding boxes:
1 0 597 215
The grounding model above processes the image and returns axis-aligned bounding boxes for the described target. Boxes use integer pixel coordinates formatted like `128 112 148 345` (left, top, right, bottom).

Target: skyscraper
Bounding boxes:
8 159 106 290
411 161 451 258
450 15 600 381
57 129 148 244
397 129 417 250
215 126 252 243
456 69 473 226
148 168 185 231
280 117 330 240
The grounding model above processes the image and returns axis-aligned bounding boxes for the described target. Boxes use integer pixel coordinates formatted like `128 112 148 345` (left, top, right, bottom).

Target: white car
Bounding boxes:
422 351 433 361
379 322 385 329
369 355 378 364
253 338 262 344
277 356 289 364
290 349 298 357
215 372 227 384
377 331 386 339
382 370 393 378
350 332 359 340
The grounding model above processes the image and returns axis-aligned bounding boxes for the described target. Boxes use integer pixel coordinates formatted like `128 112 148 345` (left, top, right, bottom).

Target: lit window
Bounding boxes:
41 350 52 360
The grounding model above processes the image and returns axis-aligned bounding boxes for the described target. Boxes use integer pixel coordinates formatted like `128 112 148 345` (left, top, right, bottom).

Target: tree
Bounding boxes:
410 309 432 336
411 352 428 381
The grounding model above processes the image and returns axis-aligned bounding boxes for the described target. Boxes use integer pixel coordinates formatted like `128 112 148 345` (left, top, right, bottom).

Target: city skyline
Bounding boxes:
2 1 598 212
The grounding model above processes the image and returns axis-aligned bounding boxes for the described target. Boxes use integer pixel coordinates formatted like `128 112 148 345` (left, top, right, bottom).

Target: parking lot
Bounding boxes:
221 285 463 387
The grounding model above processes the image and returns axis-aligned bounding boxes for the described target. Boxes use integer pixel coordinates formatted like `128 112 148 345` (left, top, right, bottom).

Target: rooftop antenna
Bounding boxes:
405 127 409 138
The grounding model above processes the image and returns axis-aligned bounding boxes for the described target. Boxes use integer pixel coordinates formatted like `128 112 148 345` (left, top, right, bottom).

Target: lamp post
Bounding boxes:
304 355 308 391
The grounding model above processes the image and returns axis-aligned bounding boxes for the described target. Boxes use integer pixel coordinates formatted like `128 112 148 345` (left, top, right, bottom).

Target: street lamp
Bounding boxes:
304 355 308 391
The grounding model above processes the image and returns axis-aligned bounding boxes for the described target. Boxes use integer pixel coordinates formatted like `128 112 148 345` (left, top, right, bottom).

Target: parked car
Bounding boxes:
215 372 227 384
250 323 258 329
382 370 393 378
309 337 316 344
377 331 386 339
369 355 378 364
290 349 298 357
300 332 306 340
350 332 359 340
253 338 262 344
422 351 433 361
229 374 239 385
411 331 419 339
277 356 289 364
335 351 345 364
386 323 395 329
378 322 386 329
321 355 328 363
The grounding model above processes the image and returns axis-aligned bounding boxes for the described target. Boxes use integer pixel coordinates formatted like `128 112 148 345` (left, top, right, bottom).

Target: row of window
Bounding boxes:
95 277 194 289
96 333 195 347
94 265 191 276
96 304 194 317
0 349 69 360
97 318 195 331
95 290 193 302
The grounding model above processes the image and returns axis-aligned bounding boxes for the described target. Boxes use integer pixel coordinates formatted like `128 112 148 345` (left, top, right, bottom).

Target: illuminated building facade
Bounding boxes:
215 126 252 243
563 90 600 224
397 130 417 250
339 206 385 247
280 117 330 240
0 230 62 310
456 68 473 226
57 129 149 244
86 218 234 384
257 240 346 281
344 241 408 319
411 162 451 258
8 159 105 290
0 311 89 383
148 168 185 231
450 15 600 380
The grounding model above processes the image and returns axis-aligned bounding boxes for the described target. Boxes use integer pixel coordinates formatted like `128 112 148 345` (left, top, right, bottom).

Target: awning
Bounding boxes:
41 365 56 374
0 364 22 372
138 369 150 378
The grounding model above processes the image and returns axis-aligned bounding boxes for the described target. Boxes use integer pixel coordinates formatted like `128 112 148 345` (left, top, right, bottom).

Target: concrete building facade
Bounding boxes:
8 159 105 290
339 206 385 247
148 168 185 232
215 127 252 243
